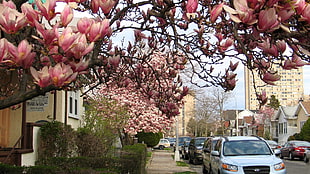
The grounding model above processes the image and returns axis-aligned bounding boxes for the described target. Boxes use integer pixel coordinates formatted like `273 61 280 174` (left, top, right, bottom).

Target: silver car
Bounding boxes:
210 136 287 174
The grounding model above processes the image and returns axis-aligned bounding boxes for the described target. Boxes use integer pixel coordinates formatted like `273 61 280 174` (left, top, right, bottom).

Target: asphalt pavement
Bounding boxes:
146 149 196 174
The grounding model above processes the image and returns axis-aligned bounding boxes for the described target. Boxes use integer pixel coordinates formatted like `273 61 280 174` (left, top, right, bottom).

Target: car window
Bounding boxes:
212 140 218 150
195 139 205 146
214 139 221 152
223 140 272 156
294 141 310 146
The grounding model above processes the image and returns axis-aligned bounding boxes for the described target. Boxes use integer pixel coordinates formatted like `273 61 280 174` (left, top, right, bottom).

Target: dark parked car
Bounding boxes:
202 137 220 174
188 137 208 165
181 140 191 159
280 140 310 160
165 137 176 147
173 136 192 152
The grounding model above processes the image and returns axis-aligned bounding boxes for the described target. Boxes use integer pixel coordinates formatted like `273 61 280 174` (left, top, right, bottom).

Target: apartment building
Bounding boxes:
245 66 304 110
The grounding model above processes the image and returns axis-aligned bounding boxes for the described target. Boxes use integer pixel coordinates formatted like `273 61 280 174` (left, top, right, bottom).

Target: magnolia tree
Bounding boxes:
1 0 310 121
90 51 185 134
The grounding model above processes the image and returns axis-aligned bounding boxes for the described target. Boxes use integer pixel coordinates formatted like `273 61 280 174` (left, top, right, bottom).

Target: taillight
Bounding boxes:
295 147 305 152
277 146 281 149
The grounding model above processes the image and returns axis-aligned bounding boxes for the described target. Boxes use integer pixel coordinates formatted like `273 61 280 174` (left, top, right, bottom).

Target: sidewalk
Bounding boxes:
146 150 196 174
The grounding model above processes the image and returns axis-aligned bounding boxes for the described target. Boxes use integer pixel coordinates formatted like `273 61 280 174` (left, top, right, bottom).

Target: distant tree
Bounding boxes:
300 118 310 142
136 131 163 147
267 95 280 109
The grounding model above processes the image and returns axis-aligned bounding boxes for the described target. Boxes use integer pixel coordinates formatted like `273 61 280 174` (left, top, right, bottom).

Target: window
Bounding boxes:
284 122 287 134
300 121 306 130
68 91 80 119
279 123 283 134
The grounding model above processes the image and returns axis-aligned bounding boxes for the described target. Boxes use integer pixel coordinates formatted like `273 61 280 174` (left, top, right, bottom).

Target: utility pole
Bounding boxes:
236 110 239 136
174 115 180 161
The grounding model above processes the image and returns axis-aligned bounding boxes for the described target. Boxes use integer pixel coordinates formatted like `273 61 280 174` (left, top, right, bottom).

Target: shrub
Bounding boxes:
136 131 162 147
121 143 147 174
38 121 76 162
0 163 24 174
300 118 310 142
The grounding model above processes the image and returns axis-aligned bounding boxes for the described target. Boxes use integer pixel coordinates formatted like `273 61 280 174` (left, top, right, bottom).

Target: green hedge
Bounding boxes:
0 144 147 174
121 143 147 174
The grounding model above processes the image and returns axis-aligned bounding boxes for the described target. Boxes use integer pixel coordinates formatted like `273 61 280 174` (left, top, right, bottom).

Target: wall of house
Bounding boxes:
278 114 298 145
297 107 308 132
26 93 54 123
9 109 22 147
21 126 40 166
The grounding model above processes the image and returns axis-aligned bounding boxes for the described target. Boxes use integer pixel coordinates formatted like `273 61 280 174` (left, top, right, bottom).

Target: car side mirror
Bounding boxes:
211 151 220 156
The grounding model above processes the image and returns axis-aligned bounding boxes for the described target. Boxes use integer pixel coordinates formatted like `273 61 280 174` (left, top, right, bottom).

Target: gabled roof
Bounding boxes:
301 101 310 116
279 105 298 119
238 109 255 119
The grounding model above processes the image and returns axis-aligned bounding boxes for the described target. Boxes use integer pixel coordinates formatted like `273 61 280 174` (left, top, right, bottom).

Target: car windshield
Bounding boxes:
223 140 272 156
294 141 310 146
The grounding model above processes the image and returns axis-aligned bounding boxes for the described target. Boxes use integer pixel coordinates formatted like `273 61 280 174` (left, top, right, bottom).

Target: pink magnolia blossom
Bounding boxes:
2 0 16 9
223 0 257 25
49 63 77 87
0 6 27 34
68 34 94 59
108 55 121 68
185 0 198 19
77 18 94 34
69 60 89 73
30 66 52 88
87 19 111 42
301 5 310 24
186 0 198 13
219 38 234 52
35 21 58 45
229 61 239 71
257 38 279 57
262 71 280 85
7 40 35 68
21 3 39 27
100 0 117 15
0 38 8 62
58 27 79 52
210 3 224 23
294 0 306 15
60 5 73 27
283 54 309 70
257 8 280 32
35 0 57 21
91 0 100 13
258 90 268 106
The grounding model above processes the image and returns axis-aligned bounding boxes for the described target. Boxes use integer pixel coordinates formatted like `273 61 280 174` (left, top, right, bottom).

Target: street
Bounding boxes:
184 158 310 174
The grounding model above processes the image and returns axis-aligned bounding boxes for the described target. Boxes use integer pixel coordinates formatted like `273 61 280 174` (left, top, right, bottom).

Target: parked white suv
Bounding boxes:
210 136 287 174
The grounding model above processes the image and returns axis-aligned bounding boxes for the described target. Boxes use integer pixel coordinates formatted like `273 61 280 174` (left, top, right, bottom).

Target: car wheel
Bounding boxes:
159 145 164 150
304 155 309 163
185 154 189 160
202 165 209 174
289 152 294 160
193 157 198 165
189 156 193 164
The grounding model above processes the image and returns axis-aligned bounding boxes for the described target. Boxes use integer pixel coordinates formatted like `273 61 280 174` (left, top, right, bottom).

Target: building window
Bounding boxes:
284 122 287 134
279 123 283 134
300 121 306 130
68 91 80 119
